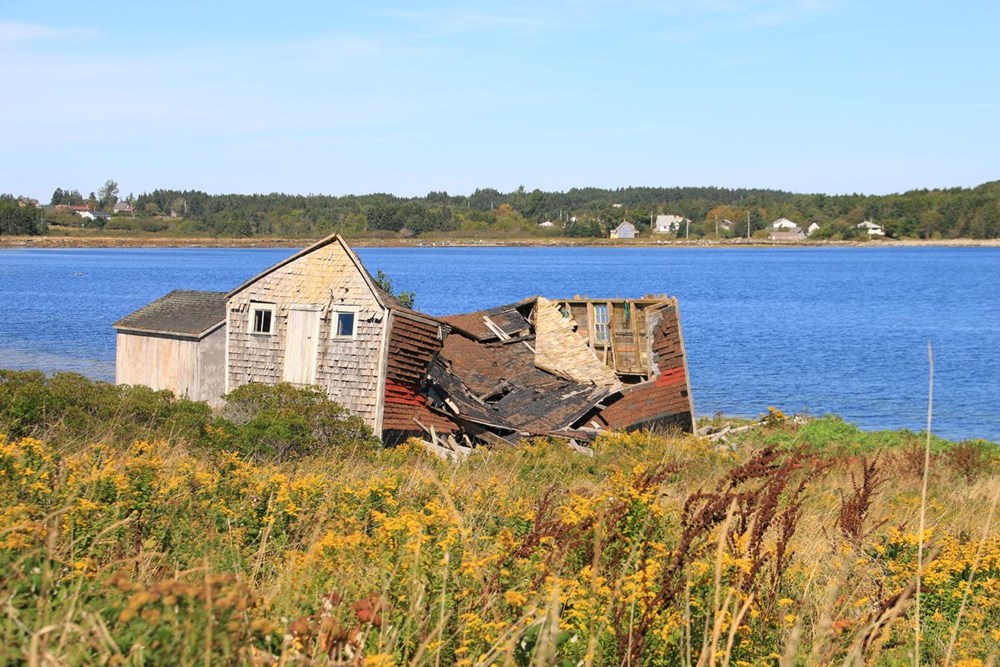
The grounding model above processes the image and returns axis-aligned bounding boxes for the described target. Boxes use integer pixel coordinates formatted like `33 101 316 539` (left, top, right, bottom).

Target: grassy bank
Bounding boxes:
1 371 998 665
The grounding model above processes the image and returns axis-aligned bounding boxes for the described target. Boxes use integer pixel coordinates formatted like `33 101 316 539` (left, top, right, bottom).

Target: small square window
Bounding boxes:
251 305 275 335
333 311 356 338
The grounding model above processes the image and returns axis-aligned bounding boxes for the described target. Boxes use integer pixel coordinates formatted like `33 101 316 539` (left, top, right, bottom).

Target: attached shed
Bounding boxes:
114 290 227 403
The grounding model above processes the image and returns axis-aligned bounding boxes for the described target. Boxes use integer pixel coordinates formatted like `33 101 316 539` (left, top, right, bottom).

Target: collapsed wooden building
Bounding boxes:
115 234 694 445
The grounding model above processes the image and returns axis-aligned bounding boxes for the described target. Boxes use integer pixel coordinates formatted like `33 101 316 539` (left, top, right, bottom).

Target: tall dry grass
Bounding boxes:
0 415 998 665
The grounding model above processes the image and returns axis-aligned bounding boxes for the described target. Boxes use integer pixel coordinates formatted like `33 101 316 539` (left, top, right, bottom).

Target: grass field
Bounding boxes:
1 372 997 665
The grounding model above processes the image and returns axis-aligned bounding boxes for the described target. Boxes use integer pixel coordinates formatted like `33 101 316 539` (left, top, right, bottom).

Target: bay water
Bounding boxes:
1 245 997 441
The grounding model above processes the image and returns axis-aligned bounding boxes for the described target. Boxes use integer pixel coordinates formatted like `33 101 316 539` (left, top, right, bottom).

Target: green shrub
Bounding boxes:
218 382 377 461
0 371 379 462
0 370 211 446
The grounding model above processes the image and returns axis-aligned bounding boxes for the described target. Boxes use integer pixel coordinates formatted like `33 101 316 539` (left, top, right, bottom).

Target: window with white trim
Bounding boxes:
594 303 610 343
331 308 357 339
250 303 276 335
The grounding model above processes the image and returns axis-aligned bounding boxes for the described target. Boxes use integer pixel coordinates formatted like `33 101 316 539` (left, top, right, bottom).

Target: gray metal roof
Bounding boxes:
114 290 227 338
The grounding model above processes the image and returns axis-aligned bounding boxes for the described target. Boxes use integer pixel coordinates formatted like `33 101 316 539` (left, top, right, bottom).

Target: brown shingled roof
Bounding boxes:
114 290 227 338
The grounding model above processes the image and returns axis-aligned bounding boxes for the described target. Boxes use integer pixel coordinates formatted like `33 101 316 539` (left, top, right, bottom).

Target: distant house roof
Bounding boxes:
654 214 688 233
858 220 884 231
771 217 799 229
610 221 637 238
114 290 228 338
113 201 132 212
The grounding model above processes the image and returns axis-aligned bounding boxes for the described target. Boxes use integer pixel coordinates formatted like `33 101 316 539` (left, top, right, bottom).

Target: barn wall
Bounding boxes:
226 239 387 428
197 326 226 404
116 332 199 399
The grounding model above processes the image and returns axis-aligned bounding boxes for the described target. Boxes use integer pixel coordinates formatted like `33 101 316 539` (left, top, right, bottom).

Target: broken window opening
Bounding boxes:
594 303 610 343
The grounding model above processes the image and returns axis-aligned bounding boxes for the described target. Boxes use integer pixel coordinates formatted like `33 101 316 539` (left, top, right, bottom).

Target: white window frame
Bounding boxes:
593 303 610 344
330 307 359 340
249 303 277 336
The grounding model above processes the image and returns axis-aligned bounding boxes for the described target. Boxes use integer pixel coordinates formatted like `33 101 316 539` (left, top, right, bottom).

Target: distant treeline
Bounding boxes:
7 181 1000 239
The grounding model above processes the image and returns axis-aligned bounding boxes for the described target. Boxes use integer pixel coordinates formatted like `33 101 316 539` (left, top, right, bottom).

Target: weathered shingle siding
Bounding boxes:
226 240 387 427
385 315 442 385
381 314 456 436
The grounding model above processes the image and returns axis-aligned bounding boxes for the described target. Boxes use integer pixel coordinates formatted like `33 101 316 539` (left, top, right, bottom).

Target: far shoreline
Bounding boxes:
2 235 999 249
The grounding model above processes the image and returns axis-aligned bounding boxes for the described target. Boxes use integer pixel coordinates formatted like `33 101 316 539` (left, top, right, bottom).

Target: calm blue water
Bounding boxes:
1 246 997 441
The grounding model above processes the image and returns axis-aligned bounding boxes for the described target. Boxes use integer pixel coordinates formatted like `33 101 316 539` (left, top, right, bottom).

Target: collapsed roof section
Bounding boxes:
390 295 694 445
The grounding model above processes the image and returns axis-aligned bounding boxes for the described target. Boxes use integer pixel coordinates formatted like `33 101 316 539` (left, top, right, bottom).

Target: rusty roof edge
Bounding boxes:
391 307 451 331
441 320 489 341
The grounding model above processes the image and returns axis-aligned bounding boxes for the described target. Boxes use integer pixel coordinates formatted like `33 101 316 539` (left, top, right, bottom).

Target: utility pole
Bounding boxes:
715 214 719 240
747 211 751 240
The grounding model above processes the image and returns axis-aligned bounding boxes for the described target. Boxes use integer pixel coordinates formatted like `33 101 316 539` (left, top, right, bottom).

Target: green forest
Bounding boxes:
6 180 1000 239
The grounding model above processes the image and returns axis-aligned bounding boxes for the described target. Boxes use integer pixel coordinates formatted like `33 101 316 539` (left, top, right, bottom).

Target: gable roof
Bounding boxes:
114 290 227 338
226 233 388 308
225 232 445 328
771 217 798 228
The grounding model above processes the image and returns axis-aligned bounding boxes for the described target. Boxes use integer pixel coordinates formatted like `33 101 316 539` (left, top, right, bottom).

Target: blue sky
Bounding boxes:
2 1 998 201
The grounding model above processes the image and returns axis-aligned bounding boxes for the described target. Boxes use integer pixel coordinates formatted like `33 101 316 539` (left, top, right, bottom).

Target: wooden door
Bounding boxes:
283 307 320 385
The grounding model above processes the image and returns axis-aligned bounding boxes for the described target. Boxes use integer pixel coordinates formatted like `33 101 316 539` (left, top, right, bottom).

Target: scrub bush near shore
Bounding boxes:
0 370 377 461
0 371 998 665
